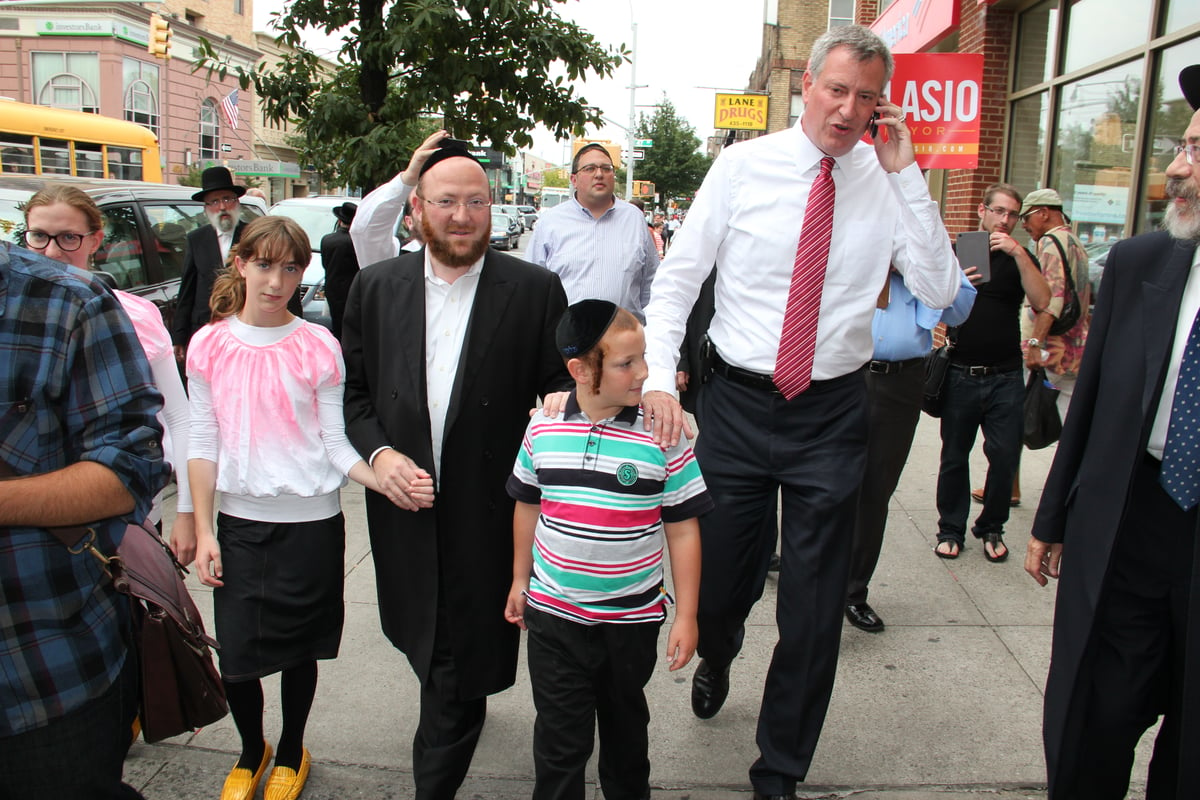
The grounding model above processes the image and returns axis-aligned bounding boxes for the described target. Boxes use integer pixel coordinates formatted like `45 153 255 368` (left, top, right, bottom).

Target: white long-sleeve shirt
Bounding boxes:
643 123 960 394
350 172 413 268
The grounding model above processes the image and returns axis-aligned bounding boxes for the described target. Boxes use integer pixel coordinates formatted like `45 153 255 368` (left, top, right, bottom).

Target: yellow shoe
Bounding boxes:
220 743 272 800
263 748 311 800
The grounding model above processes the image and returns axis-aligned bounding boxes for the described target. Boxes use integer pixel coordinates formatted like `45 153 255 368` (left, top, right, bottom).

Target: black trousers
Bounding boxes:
847 363 924 605
693 371 867 795
524 608 660 800
1061 456 1195 800
411 600 487 800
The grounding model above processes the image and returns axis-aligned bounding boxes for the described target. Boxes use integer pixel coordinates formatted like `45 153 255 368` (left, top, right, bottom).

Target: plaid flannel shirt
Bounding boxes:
0 243 167 736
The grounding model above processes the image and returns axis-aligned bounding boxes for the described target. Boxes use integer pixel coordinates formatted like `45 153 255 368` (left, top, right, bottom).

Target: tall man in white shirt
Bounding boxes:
639 26 960 800
525 143 659 320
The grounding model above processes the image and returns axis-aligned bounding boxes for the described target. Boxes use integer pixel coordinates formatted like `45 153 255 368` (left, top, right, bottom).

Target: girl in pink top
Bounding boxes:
188 216 414 800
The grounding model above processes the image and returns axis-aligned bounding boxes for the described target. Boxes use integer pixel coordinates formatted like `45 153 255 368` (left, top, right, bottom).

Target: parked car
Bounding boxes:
490 210 520 250
0 174 266 332
495 203 525 237
516 205 538 229
1084 238 1119 296
268 195 369 329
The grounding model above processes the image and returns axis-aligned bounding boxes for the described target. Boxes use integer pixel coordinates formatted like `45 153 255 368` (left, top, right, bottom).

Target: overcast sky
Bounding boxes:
253 0 769 165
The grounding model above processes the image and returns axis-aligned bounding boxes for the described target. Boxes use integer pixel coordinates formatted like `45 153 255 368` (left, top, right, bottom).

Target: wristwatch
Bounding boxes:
1026 338 1041 348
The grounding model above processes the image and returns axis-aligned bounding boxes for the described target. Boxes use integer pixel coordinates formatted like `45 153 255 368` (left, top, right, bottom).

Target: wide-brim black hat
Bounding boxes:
191 166 246 202
333 201 358 225
1181 65 1200 111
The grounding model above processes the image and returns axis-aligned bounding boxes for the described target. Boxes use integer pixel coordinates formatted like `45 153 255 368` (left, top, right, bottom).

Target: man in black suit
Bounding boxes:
342 139 569 800
172 166 247 360
1026 65 1200 800
321 201 358 340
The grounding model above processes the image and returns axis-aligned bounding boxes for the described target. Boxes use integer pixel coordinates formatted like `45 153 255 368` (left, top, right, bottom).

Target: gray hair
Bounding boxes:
808 25 894 86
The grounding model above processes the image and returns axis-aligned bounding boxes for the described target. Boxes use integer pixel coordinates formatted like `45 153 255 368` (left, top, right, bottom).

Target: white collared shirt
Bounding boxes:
350 171 413 267
642 122 960 393
424 251 483 481
1147 246 1200 459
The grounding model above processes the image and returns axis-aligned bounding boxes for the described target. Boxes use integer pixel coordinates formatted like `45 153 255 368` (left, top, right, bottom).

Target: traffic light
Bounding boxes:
147 14 171 60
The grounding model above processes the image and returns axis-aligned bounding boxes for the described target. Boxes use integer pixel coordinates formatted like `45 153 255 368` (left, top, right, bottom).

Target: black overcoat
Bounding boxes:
342 248 569 699
1032 231 1200 797
172 220 245 347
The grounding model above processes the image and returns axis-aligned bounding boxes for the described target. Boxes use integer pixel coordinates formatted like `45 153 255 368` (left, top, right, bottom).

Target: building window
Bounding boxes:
31 52 100 112
123 58 160 137
234 0 244 14
829 0 854 29
200 99 220 162
789 93 804 128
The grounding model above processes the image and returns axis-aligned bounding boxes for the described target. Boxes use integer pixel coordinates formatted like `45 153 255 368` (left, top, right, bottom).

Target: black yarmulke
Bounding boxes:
418 139 483 177
556 300 619 358
1182 65 1200 111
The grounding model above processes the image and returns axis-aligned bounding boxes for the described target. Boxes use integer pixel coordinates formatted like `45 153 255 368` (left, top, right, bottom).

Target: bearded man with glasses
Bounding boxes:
526 142 659 321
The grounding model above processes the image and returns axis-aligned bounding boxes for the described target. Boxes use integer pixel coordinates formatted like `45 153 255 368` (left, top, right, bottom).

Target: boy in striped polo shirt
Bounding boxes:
505 299 710 800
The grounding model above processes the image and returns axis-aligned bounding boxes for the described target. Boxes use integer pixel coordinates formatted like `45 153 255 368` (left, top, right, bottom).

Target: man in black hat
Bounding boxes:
321 201 359 340
173 166 248 360
1026 64 1200 799
342 136 570 799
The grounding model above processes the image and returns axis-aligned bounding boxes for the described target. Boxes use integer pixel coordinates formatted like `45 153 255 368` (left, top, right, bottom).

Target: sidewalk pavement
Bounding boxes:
132 414 1152 799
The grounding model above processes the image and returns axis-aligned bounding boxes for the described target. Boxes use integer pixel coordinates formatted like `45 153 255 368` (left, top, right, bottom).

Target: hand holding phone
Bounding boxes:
869 111 880 138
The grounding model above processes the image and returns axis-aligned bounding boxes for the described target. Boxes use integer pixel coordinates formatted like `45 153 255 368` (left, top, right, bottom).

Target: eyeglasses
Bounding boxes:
984 206 1020 221
420 196 492 213
204 196 239 209
1175 143 1200 165
22 229 93 252
1019 207 1045 223
575 164 615 175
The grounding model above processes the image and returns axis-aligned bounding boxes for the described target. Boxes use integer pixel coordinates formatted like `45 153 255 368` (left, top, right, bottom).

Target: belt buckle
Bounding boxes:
868 361 889 375
967 365 989 377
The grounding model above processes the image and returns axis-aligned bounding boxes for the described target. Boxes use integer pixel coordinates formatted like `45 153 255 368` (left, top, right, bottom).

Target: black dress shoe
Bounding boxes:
690 659 730 719
844 602 884 632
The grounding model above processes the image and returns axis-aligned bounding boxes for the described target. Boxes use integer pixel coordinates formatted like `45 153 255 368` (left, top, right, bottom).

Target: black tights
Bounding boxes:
224 661 318 771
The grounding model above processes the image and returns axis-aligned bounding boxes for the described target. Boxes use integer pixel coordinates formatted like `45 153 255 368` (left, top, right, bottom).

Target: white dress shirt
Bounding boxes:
642 122 961 394
525 194 659 321
424 251 483 481
1147 246 1200 459
350 171 413 267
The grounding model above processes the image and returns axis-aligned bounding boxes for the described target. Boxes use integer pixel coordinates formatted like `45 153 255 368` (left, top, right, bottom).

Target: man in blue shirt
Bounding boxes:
0 242 167 797
845 269 976 632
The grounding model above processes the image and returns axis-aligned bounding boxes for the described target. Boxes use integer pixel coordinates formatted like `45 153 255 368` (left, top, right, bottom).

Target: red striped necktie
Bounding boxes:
774 155 835 399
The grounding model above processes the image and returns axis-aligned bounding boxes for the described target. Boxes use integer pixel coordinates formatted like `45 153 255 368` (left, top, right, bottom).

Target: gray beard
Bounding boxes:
1165 201 1200 243
206 208 236 233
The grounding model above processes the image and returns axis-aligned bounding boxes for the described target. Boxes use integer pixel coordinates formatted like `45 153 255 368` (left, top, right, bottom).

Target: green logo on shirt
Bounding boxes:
617 463 639 486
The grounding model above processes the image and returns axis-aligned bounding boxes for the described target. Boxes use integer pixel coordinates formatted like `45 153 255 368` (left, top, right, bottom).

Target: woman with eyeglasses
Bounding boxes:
21 185 197 566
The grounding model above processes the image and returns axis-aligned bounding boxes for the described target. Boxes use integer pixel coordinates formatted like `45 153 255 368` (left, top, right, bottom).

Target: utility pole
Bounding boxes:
625 22 637 201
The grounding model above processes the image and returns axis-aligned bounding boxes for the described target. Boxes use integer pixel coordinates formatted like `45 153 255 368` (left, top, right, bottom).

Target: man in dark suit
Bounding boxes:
321 201 358 340
1026 65 1200 800
172 166 247 361
342 139 569 800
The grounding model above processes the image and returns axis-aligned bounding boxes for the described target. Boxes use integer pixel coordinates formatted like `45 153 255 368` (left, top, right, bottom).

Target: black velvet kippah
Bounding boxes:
556 300 619 358
1182 64 1200 111
419 139 482 177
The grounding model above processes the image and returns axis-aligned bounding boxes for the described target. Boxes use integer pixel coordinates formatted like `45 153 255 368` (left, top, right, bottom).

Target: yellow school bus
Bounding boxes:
0 99 163 182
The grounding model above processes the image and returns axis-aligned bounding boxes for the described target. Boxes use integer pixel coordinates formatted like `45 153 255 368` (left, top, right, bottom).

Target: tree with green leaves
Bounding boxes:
198 0 624 192
632 96 712 203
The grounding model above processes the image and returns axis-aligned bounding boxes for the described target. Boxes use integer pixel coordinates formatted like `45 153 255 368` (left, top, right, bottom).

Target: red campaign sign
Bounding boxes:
871 53 984 170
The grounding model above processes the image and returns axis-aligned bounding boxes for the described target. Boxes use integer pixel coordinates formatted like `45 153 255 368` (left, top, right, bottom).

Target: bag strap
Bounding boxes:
1043 230 1078 299
0 460 91 547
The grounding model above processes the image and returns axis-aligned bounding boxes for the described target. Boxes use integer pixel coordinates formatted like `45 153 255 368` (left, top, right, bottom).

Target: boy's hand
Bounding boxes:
504 583 529 630
664 615 698 671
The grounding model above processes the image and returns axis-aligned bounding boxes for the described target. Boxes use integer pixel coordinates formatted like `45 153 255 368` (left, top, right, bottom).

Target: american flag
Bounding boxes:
220 89 239 129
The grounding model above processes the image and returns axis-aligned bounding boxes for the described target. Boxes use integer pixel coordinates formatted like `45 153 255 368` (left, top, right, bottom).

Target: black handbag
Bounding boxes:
1044 232 1082 337
1023 367 1062 449
921 329 956 417
77 522 228 743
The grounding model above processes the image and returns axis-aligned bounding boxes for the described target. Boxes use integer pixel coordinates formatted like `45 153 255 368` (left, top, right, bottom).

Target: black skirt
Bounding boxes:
213 511 346 681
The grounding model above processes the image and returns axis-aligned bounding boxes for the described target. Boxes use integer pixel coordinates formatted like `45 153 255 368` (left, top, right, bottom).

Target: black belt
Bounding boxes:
950 363 1021 377
867 357 924 375
711 352 861 395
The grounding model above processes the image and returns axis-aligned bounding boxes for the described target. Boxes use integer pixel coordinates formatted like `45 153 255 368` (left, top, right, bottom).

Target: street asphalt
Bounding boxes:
133 407 1154 799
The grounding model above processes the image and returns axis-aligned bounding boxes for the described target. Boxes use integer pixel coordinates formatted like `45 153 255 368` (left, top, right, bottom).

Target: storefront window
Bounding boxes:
1136 44 1197 235
1062 0 1154 75
1049 60 1143 245
1014 0 1059 91
1007 93 1049 195
1164 0 1200 35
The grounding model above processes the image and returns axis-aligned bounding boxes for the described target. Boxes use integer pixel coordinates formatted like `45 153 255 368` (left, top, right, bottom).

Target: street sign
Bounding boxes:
220 143 233 153
635 138 654 147
631 150 645 160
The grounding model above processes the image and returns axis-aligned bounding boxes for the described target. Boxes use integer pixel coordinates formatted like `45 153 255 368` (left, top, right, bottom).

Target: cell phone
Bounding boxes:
869 111 880 138
956 231 991 284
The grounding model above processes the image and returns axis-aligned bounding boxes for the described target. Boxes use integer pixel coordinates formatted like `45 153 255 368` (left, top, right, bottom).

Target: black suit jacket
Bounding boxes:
320 229 358 339
1033 231 1200 797
342 248 569 698
172 221 245 347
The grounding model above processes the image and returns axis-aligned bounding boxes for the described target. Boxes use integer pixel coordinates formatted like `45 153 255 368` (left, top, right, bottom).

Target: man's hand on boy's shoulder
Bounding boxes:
533 391 571 419
642 390 692 449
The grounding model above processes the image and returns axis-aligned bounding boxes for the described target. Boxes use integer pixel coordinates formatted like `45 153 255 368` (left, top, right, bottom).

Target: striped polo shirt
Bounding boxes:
507 392 712 625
